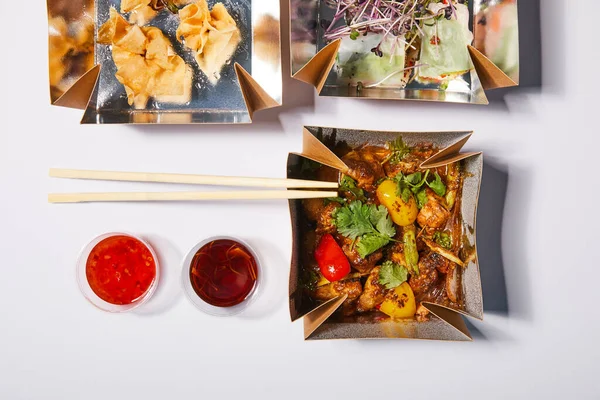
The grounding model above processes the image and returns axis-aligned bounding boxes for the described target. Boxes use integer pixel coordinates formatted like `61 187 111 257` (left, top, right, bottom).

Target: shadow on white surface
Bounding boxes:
134 234 184 316
478 161 510 316
239 237 290 319
465 158 535 341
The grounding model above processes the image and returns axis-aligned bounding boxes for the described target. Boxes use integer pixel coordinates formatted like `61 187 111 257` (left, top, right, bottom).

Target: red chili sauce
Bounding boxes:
189 239 258 307
86 235 156 305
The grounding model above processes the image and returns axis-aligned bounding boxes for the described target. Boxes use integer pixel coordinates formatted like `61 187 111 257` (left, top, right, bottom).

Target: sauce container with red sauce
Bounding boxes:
76 233 160 312
181 236 261 316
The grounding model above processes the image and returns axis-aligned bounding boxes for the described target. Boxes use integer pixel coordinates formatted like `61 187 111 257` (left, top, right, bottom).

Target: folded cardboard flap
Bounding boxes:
234 63 281 120
288 127 484 340
52 65 101 110
291 40 340 93
292 127 349 173
303 294 348 339
468 46 517 91
418 303 472 341
420 133 483 169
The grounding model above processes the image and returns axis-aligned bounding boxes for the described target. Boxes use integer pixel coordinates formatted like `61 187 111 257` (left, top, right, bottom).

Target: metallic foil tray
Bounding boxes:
288 127 484 340
47 0 282 124
290 0 520 104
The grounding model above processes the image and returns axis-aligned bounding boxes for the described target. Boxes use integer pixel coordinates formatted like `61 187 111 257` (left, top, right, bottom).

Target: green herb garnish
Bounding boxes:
386 137 411 165
333 201 396 258
339 175 365 200
350 29 360 40
395 169 446 204
324 197 346 205
427 172 447 197
433 231 452 249
378 261 409 290
393 170 430 204
415 188 428 209
396 178 413 203
403 228 420 275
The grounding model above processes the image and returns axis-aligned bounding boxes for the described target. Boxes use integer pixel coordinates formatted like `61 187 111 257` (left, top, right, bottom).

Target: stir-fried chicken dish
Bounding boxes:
302 138 470 321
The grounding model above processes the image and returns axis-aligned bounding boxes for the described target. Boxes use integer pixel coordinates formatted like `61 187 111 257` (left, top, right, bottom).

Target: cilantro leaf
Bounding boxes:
334 201 372 240
378 261 409 289
356 234 389 258
427 172 447 197
394 170 431 204
433 231 452 249
371 205 396 238
339 175 365 200
333 201 396 257
415 188 428 209
395 177 413 204
405 172 422 186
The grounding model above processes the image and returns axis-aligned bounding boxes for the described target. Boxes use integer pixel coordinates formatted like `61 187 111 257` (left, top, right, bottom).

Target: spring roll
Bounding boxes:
418 2 473 83
336 33 407 87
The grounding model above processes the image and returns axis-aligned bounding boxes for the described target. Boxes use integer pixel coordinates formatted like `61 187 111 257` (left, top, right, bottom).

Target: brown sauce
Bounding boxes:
189 239 258 308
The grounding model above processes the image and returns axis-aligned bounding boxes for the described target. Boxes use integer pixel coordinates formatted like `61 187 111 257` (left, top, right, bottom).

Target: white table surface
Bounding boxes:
1 0 598 399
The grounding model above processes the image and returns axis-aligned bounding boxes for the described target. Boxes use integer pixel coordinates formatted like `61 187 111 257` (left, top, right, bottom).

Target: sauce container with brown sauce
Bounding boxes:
181 236 261 316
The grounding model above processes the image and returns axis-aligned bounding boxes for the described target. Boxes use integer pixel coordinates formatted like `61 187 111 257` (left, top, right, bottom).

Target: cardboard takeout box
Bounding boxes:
290 0 520 104
46 0 282 124
287 127 484 340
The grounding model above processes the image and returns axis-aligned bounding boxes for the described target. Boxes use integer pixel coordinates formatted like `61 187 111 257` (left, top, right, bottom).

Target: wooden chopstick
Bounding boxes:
49 168 338 189
48 190 339 203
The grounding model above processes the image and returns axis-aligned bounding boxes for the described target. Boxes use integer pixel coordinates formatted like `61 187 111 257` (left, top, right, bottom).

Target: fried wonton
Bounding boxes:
129 6 158 26
176 0 241 85
120 0 159 26
48 17 75 88
48 15 95 99
99 8 193 109
121 0 151 13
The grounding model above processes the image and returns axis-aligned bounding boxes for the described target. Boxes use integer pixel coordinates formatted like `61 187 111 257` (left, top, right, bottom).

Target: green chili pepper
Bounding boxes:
403 226 419 275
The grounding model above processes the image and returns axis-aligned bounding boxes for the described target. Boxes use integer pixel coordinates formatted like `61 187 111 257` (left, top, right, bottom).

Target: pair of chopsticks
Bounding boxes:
48 169 339 203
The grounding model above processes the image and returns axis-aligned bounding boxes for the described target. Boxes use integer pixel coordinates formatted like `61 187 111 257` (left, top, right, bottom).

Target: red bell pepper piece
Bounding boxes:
314 234 351 282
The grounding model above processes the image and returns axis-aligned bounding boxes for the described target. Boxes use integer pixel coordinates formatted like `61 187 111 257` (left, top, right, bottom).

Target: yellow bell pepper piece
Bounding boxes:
376 180 418 226
379 282 417 319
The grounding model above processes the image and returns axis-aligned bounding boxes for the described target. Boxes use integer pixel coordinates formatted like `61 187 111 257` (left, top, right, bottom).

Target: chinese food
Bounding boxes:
324 0 474 88
48 14 94 100
86 235 157 305
121 0 160 26
98 8 193 109
94 0 241 108
474 0 519 81
189 239 258 307
177 0 242 85
301 138 473 321
120 0 195 26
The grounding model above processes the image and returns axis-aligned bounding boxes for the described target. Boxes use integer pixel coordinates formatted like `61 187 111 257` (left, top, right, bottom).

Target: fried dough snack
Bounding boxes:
176 0 241 85
120 0 158 26
98 8 192 109
48 17 75 88
48 16 94 91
